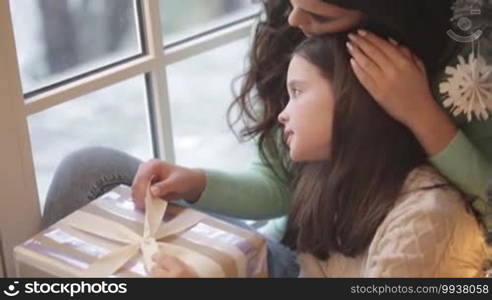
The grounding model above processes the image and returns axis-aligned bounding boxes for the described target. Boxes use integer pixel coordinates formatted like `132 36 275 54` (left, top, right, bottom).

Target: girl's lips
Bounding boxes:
285 131 294 145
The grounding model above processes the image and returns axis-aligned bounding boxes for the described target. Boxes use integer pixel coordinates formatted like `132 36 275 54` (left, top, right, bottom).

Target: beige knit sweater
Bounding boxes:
297 166 491 277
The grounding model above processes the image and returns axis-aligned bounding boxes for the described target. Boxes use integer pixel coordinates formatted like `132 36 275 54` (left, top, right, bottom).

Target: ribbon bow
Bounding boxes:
65 182 208 277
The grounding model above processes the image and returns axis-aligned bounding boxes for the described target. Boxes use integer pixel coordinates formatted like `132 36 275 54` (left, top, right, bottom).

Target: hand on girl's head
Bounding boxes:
346 29 433 128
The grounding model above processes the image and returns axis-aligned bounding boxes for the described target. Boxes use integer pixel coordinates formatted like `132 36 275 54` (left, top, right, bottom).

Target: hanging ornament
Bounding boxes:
439 40 492 122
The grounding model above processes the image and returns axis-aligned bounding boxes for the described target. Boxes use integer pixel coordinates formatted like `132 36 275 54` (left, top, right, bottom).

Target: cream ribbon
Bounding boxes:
64 182 214 277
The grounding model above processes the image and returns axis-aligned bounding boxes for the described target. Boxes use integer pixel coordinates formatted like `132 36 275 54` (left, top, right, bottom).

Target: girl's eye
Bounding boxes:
292 88 302 97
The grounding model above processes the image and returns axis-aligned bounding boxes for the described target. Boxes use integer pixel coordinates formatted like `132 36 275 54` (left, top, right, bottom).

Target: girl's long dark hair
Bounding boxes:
227 0 457 186
283 31 428 259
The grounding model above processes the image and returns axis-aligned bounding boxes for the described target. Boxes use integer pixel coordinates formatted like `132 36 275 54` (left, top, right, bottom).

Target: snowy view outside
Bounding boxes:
9 0 259 209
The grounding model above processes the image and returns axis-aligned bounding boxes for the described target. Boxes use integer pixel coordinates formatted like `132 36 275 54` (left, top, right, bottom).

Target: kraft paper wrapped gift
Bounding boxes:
14 184 268 277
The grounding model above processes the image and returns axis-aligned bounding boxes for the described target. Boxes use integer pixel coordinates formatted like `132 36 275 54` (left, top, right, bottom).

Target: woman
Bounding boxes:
224 0 491 245
151 28 489 277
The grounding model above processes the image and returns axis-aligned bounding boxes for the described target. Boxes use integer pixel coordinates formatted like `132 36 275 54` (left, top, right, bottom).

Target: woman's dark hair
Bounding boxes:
283 30 429 259
227 0 457 186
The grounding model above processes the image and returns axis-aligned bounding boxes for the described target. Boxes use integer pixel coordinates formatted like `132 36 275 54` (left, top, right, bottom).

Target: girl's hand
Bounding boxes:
131 159 206 210
346 29 436 129
150 252 198 278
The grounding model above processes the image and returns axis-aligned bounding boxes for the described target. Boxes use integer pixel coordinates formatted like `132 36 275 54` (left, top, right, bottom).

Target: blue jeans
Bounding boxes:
41 147 299 278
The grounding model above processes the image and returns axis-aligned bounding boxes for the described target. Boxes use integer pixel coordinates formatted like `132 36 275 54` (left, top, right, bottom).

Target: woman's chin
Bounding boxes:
290 149 330 162
289 149 304 162
288 150 297 162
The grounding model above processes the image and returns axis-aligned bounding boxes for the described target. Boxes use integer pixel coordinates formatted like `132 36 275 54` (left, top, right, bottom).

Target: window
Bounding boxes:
10 0 142 94
167 38 256 171
0 0 260 276
160 0 260 45
28 76 153 207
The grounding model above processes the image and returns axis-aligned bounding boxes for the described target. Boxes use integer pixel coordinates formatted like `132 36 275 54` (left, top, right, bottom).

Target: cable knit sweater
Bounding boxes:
297 166 490 277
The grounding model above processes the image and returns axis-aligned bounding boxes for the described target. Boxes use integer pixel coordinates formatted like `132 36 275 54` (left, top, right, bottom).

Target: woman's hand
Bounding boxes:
150 252 198 278
131 159 206 210
346 29 457 156
346 29 435 128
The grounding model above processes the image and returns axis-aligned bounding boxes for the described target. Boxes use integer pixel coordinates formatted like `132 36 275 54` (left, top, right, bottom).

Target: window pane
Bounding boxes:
9 0 142 94
160 0 260 45
28 76 153 210
166 38 256 171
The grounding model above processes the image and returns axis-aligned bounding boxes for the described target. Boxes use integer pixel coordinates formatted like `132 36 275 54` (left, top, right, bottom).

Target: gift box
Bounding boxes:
14 184 268 278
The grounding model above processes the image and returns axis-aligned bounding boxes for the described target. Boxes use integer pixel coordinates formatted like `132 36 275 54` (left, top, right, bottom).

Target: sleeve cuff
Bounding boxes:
429 130 489 214
429 130 468 164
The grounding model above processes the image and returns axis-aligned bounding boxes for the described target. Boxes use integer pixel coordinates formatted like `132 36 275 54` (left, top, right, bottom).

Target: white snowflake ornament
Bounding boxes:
439 52 492 122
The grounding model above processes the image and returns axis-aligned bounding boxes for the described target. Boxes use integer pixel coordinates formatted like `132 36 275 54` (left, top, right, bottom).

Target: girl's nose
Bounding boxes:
278 110 289 124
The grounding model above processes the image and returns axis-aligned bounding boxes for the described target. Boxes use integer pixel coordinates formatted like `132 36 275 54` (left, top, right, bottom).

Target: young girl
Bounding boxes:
150 30 489 277
278 31 488 277
231 0 492 242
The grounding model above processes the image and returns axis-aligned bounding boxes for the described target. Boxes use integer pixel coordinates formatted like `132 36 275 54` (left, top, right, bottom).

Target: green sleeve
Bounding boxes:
429 130 491 214
192 157 293 220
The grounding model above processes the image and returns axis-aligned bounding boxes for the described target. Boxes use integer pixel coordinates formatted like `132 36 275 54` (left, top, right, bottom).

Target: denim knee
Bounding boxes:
42 147 142 228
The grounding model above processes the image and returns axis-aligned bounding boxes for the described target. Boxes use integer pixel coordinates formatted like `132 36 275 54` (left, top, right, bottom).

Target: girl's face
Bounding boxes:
288 0 363 36
278 55 335 162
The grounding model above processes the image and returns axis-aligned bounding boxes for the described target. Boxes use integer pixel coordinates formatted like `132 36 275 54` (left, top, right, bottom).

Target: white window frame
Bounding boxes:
0 0 258 276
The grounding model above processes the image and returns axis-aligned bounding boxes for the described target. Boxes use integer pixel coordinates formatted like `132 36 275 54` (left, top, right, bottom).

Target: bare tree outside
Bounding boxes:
38 0 135 78
38 0 79 74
